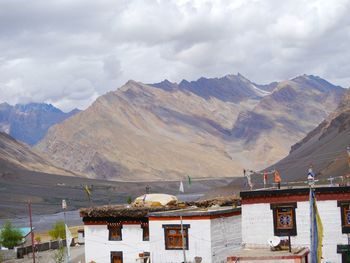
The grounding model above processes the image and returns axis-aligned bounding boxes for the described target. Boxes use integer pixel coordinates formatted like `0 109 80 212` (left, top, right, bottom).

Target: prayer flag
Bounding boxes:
85 185 91 198
179 181 184 193
274 170 281 183
187 175 192 186
263 170 268 186
308 167 315 180
310 189 323 263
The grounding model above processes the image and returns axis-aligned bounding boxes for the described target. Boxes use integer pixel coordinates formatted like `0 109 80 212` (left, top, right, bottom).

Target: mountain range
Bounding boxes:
0 103 79 145
35 73 345 181
271 88 350 182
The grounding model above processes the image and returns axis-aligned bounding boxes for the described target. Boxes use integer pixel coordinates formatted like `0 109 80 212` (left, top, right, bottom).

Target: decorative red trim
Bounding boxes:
84 221 107 225
84 221 144 225
149 211 241 221
242 193 350 204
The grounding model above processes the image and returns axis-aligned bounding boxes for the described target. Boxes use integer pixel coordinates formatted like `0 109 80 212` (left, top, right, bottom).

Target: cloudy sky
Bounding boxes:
1 0 350 111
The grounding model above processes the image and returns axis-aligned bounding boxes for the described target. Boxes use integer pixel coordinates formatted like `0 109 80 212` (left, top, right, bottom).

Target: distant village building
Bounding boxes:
80 194 241 263
228 186 350 263
77 229 85 245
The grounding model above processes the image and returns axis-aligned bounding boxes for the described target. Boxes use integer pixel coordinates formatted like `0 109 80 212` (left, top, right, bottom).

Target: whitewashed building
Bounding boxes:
81 204 241 263
228 186 350 263
149 207 241 263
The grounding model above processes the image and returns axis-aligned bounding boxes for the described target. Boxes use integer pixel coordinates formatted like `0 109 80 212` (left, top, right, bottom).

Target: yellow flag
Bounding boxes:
85 185 91 197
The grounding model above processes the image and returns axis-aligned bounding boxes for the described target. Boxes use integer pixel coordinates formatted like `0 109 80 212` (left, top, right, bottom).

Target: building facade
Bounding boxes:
149 207 241 263
81 205 241 263
239 186 350 263
83 214 151 263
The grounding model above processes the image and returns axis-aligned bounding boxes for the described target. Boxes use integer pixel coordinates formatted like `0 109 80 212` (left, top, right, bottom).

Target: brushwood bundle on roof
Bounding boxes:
80 195 240 218
80 204 180 218
187 196 240 208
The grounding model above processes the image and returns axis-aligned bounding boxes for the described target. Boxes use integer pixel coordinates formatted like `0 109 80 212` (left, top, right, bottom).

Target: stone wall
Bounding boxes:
0 249 17 261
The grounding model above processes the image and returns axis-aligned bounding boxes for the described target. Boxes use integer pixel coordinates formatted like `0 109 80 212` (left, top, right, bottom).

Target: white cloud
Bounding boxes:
0 0 349 111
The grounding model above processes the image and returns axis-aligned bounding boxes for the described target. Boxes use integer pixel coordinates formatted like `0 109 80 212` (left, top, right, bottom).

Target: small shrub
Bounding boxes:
0 221 22 249
35 235 41 244
49 221 66 240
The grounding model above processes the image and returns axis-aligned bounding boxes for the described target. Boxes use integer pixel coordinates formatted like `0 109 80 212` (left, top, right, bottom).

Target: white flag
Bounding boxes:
65 224 73 259
179 181 184 193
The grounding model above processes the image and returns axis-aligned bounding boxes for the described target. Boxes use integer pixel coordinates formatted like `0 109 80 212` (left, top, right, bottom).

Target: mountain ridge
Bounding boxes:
0 102 80 145
35 73 345 181
270 88 350 182
0 131 75 176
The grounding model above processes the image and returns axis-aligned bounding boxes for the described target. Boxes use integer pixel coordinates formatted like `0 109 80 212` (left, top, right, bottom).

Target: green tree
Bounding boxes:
48 221 66 240
0 221 22 249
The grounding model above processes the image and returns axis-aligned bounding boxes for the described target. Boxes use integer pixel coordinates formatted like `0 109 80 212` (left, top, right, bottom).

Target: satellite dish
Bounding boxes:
267 236 281 248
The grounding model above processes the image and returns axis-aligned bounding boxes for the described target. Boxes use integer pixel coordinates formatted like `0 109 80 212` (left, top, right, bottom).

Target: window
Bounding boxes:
338 201 350 233
111 251 123 263
270 203 297 236
163 224 190 250
142 224 149 241
108 224 122 241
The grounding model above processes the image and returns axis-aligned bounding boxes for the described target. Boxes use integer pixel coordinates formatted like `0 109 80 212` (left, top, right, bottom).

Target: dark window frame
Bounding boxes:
338 201 350 233
141 224 149 241
162 224 190 250
108 224 123 241
111 251 123 263
270 203 297 236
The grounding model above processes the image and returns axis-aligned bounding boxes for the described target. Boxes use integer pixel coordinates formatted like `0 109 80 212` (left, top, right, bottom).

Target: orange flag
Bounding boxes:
274 170 281 183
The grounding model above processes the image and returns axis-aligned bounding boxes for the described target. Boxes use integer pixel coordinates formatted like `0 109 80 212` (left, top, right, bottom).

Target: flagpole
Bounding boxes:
309 184 314 263
180 215 187 263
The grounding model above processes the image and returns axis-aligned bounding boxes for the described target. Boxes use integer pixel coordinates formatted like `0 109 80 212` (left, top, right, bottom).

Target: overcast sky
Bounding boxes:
1 0 350 111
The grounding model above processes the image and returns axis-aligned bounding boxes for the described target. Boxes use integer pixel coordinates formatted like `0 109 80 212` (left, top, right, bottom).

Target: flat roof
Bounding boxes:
228 247 309 261
241 185 350 198
148 206 241 217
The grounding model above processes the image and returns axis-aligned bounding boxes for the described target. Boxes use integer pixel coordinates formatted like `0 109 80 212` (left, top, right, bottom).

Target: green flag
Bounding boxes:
187 175 192 186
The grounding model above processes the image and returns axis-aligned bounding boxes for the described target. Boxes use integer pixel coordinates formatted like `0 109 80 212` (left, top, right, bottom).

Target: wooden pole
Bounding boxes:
309 187 314 263
288 235 291 253
180 216 187 263
28 201 36 263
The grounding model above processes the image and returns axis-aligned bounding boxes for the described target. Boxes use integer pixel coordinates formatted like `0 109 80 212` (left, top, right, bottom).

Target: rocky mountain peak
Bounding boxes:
14 103 63 113
150 79 178 91
0 102 79 145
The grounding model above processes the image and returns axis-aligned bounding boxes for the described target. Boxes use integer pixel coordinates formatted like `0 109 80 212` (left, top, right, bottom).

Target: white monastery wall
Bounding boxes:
84 224 150 263
242 200 348 263
242 203 274 246
149 219 212 263
210 215 242 263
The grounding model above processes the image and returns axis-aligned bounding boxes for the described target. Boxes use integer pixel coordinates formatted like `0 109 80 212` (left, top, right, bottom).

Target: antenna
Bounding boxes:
267 236 281 251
